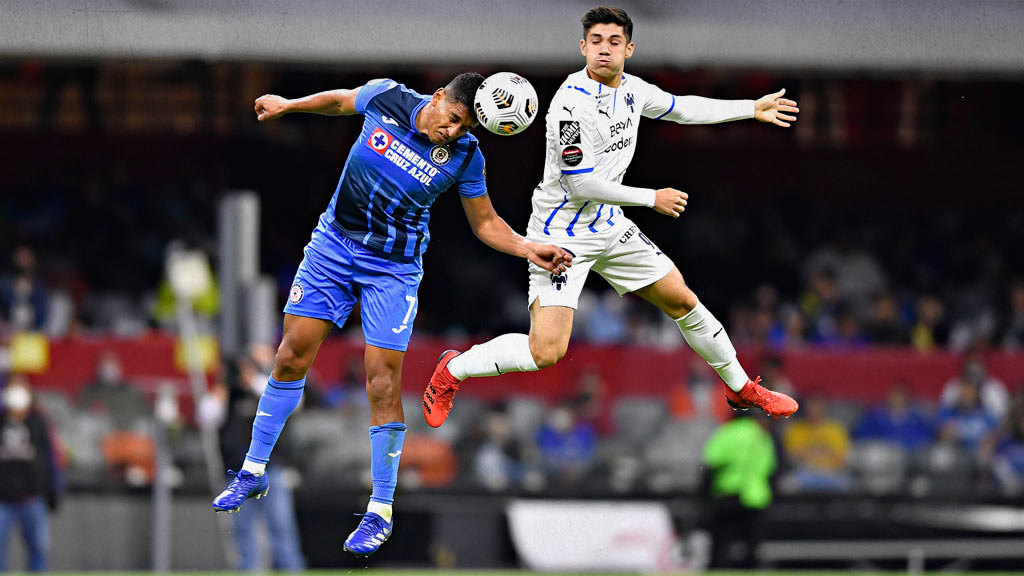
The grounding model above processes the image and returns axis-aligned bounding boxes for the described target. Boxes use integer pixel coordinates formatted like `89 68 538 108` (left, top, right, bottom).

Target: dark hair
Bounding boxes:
582 6 633 41
445 72 485 119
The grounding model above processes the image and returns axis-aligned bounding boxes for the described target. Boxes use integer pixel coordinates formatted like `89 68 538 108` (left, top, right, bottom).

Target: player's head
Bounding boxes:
422 72 484 145
580 6 635 82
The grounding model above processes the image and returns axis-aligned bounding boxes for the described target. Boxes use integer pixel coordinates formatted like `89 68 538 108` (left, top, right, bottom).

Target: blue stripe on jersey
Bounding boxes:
544 198 569 236
655 95 676 120
361 178 385 245
381 192 404 253
587 204 604 234
613 89 617 115
607 206 618 227
566 201 590 237
568 86 592 95
561 167 594 175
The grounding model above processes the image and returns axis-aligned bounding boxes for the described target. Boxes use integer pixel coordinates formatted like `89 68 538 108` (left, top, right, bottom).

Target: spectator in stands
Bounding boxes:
991 408 1024 496
472 409 526 491
535 402 597 487
199 351 305 572
800 268 842 344
941 349 1009 421
910 294 949 352
321 357 368 410
998 281 1024 350
78 350 150 430
853 385 934 451
864 291 909 345
0 374 61 572
782 394 852 492
937 378 999 453
0 246 49 332
703 412 777 569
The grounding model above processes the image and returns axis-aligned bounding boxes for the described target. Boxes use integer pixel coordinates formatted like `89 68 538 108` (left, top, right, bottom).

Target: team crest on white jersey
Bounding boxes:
289 284 304 304
429 145 451 166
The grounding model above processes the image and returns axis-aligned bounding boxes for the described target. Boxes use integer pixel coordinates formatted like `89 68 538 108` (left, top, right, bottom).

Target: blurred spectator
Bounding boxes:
78 350 151 431
937 379 999 453
0 247 49 332
759 354 796 399
670 358 731 423
805 230 887 310
569 365 609 434
864 291 909 345
0 374 62 572
991 410 1024 496
782 395 852 492
799 268 842 343
941 350 1009 420
703 413 776 569
535 402 597 486
199 349 305 573
853 385 934 451
998 281 1024 350
910 294 949 352
321 357 369 411
472 410 526 491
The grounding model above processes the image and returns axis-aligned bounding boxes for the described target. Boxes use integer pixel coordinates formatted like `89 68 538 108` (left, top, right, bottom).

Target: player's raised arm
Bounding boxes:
254 88 361 122
641 83 799 127
460 194 572 274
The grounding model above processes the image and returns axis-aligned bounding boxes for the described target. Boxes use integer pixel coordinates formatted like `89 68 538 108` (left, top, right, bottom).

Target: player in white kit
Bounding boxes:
422 6 800 425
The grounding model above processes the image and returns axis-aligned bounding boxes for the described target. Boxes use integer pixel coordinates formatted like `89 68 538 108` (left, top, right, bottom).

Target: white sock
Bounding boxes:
675 301 750 392
447 333 539 380
241 459 266 476
367 500 393 523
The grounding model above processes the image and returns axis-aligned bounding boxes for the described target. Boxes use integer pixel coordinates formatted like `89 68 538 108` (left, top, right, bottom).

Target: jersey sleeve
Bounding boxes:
354 79 398 115
455 146 487 198
548 92 599 175
640 80 753 124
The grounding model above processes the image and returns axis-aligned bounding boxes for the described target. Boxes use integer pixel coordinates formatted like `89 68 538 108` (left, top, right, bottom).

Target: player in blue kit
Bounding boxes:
211 73 573 557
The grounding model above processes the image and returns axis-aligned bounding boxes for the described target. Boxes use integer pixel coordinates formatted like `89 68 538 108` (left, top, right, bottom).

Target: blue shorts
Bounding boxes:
284 229 422 351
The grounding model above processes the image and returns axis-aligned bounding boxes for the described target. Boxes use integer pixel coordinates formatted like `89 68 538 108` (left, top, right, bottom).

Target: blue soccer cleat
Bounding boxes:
343 512 393 557
212 470 269 513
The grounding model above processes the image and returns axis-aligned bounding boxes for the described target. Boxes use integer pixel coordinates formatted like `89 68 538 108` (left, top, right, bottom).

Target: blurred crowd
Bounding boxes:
3 343 1023 503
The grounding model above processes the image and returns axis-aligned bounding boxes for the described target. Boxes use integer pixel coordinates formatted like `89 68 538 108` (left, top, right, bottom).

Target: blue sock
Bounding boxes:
369 422 406 505
244 377 305 465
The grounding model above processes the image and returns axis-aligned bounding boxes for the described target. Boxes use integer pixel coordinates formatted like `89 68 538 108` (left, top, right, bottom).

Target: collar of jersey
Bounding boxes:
576 67 627 93
410 96 429 136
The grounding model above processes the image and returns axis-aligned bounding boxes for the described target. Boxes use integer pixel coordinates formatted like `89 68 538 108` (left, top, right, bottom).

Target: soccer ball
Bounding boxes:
474 72 538 136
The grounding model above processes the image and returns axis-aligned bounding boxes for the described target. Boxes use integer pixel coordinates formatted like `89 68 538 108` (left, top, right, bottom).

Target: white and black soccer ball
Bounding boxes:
474 72 538 136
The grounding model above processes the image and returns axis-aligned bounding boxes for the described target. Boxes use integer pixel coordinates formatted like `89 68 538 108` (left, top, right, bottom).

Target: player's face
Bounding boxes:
423 89 478 144
580 23 634 85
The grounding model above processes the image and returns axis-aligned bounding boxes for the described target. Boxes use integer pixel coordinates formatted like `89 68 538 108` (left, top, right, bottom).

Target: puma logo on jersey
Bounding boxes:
381 116 400 126
597 108 610 118
562 106 574 117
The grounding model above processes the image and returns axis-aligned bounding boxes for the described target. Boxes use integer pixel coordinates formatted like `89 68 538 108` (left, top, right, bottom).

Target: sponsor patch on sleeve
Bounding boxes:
559 121 581 145
561 145 583 167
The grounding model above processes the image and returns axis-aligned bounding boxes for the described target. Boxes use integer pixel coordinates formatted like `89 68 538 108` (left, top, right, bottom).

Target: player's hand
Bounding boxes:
653 188 688 218
254 94 290 122
527 243 573 274
754 88 799 127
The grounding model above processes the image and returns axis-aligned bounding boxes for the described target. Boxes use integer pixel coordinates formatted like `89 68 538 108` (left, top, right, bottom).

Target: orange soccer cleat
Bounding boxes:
422 349 462 428
724 376 799 419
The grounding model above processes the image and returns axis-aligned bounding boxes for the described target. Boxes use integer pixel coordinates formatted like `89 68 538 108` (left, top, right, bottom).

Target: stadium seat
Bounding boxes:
613 396 669 447
852 440 907 495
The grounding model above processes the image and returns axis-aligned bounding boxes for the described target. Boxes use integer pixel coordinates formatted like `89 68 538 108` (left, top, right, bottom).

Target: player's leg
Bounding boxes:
635 268 798 418
343 261 418 557
423 254 591 428
213 314 333 512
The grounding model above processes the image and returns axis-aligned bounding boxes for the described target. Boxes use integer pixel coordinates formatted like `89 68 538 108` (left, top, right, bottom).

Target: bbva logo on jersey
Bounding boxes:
368 128 393 154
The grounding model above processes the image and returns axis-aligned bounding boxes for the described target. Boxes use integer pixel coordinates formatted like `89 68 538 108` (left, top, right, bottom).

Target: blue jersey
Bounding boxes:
314 79 487 263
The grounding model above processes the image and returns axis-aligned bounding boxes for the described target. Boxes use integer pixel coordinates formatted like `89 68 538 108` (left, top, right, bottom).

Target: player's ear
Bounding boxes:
432 88 447 106
625 41 635 59
579 38 586 57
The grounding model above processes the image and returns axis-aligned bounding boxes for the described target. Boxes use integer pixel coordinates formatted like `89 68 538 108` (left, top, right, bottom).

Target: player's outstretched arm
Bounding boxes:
460 195 572 274
254 88 361 122
753 88 799 128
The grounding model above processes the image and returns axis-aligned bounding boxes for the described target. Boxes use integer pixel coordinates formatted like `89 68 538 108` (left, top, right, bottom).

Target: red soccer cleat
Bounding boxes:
724 376 799 419
423 349 462 428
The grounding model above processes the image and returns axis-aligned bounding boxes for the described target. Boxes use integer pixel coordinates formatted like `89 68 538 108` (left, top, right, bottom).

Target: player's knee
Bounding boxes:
365 373 400 404
273 343 311 380
530 340 567 369
667 287 699 318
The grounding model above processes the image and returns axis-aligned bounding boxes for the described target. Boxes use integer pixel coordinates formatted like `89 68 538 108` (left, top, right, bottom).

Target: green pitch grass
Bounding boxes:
19 565 1024 569
19 571 1024 576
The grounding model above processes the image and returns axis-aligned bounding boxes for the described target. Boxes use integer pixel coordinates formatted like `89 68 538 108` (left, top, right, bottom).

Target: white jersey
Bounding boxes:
527 69 677 238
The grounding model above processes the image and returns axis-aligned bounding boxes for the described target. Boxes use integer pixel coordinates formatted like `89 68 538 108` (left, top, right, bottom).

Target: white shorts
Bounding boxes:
527 218 675 309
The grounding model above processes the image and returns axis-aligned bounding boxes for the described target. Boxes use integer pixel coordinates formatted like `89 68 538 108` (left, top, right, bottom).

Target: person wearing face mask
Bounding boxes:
0 374 62 573
77 350 150 431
